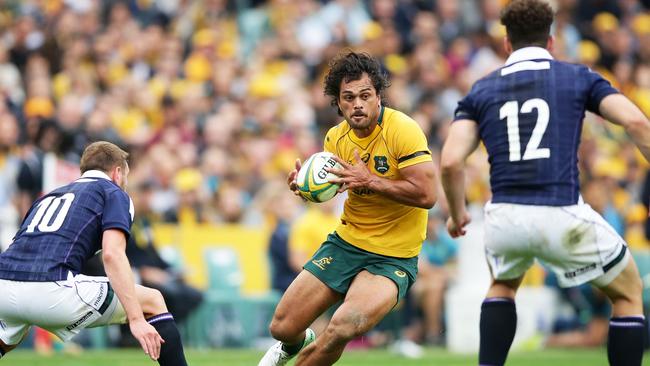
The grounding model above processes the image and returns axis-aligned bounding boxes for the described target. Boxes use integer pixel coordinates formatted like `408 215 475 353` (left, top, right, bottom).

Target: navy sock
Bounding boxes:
0 347 4 358
479 298 517 366
608 316 645 366
147 313 188 366
281 332 306 356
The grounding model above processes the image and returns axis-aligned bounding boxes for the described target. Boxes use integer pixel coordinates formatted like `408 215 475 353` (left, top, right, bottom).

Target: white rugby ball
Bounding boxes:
296 152 342 203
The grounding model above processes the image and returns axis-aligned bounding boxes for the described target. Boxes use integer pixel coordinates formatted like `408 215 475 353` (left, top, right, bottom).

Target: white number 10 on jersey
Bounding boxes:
499 98 550 162
26 193 75 233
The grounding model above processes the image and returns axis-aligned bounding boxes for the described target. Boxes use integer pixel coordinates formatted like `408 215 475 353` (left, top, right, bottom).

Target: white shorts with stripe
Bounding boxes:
0 273 126 344
483 201 630 288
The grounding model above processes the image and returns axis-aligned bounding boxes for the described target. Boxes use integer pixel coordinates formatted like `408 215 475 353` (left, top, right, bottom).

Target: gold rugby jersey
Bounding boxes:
324 106 432 258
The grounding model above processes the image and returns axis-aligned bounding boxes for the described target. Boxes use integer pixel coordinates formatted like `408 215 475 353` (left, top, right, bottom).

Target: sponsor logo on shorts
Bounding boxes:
0 320 6 330
93 285 105 308
564 263 597 279
66 311 94 331
394 270 407 278
312 256 333 270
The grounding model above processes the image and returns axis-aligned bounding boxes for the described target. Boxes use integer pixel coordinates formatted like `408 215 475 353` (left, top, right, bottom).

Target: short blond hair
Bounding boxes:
80 141 129 174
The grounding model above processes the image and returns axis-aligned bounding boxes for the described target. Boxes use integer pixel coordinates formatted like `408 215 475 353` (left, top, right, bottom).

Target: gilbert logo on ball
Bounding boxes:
296 152 342 203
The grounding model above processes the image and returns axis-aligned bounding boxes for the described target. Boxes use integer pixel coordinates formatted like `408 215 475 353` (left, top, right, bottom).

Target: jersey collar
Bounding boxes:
505 47 553 66
81 170 111 180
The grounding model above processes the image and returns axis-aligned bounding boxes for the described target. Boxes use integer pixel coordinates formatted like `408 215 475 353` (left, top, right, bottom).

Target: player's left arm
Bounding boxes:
102 229 163 360
329 150 436 209
440 119 480 237
599 94 650 162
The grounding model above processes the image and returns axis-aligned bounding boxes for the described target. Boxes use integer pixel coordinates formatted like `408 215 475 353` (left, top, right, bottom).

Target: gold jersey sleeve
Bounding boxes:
323 107 432 258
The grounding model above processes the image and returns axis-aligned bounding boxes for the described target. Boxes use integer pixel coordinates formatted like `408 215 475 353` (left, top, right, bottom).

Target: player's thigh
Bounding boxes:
327 270 398 338
596 257 643 315
89 284 167 330
271 270 342 336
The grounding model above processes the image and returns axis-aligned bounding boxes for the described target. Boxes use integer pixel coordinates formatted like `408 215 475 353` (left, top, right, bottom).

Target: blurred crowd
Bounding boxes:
2 0 650 351
0 0 650 239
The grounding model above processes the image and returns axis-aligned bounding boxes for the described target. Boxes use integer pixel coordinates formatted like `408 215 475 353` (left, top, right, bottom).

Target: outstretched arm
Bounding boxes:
599 94 650 162
328 150 437 209
102 229 163 360
440 120 480 237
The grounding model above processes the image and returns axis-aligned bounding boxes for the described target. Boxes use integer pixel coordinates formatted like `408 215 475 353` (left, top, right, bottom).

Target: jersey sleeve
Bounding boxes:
584 67 619 114
453 89 478 122
102 189 134 239
392 116 432 170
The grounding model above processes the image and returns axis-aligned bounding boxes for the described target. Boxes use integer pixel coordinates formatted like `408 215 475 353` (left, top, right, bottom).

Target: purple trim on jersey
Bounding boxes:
483 297 514 304
147 313 174 324
61 212 102 278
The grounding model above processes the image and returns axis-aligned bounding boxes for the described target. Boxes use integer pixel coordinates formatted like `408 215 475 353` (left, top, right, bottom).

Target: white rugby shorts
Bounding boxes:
483 201 630 288
0 273 126 344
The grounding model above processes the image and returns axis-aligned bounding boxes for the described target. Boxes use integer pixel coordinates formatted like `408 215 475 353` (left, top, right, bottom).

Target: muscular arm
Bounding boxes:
367 161 437 209
329 151 436 209
440 120 480 233
103 229 163 360
102 229 146 323
599 94 650 162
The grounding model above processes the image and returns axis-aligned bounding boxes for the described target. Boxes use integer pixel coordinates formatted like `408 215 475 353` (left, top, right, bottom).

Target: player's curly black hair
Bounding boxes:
323 51 390 116
501 0 554 50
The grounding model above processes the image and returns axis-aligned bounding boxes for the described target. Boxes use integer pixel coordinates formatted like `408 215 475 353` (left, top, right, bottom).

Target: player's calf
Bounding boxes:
136 285 187 366
146 313 187 366
600 261 645 366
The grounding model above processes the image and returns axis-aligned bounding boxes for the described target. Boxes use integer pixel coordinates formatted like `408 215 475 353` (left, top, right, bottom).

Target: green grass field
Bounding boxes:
6 348 650 366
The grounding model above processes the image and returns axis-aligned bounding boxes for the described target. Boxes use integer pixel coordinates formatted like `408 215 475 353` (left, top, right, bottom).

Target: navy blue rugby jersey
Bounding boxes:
0 170 134 281
453 47 618 206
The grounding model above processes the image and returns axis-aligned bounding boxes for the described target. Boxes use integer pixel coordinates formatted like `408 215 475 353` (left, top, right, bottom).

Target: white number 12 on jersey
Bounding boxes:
499 98 550 162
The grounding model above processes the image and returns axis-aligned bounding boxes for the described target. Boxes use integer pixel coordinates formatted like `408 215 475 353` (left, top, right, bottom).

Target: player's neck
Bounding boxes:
351 122 378 139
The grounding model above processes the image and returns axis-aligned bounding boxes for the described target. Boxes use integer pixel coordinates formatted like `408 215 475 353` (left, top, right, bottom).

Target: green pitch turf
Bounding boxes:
6 348 650 366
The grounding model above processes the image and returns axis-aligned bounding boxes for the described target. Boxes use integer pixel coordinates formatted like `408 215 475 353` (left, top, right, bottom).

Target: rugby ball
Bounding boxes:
296 152 342 203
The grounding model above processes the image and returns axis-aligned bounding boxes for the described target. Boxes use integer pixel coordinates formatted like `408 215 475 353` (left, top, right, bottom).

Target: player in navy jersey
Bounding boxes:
440 1 650 365
0 141 187 366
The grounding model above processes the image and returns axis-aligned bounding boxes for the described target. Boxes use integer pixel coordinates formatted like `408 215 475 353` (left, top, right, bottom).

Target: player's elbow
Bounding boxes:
625 115 650 136
440 156 463 176
418 189 437 209
101 247 122 265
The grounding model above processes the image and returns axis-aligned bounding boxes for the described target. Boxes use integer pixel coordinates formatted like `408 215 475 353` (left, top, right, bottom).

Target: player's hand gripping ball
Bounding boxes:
295 152 342 203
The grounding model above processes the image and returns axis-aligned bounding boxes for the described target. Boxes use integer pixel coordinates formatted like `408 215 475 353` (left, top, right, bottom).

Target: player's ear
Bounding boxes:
110 165 121 183
503 36 513 55
546 35 554 53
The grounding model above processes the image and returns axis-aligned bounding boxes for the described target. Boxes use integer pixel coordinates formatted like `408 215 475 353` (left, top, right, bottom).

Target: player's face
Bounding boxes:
338 73 381 137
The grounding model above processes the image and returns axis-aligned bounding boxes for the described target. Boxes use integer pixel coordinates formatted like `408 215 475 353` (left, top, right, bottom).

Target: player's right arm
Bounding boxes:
440 119 480 237
102 229 163 360
599 94 650 162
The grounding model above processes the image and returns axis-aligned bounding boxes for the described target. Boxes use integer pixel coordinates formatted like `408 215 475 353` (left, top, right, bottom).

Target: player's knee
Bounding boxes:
269 315 301 342
142 288 167 315
324 316 368 345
